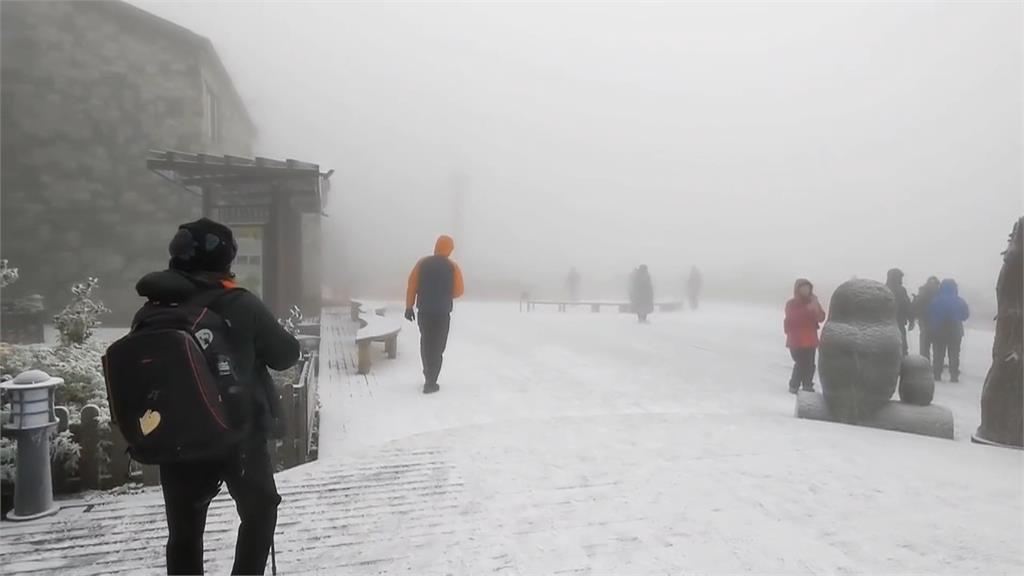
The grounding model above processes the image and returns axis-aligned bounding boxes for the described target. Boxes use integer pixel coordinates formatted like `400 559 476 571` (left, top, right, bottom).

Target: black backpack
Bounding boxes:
102 289 250 464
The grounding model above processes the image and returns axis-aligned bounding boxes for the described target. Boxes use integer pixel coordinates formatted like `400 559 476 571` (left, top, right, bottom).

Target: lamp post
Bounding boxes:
1 369 61 521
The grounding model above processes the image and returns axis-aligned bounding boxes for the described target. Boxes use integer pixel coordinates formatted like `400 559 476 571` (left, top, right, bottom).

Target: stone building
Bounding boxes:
1 0 255 320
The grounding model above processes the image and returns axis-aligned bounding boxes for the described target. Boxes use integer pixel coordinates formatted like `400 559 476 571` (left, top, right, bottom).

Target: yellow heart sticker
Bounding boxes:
139 409 161 436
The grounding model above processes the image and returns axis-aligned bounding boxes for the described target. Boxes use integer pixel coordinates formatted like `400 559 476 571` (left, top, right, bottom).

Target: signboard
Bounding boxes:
233 226 264 297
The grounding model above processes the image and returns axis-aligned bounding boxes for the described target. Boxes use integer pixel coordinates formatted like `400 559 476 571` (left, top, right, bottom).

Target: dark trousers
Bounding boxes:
918 325 933 359
160 434 280 575
790 348 817 390
418 312 451 385
933 334 962 379
897 324 909 356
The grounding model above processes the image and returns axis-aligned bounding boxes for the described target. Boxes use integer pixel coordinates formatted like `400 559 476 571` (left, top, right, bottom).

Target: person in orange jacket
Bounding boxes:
405 235 465 394
784 278 826 394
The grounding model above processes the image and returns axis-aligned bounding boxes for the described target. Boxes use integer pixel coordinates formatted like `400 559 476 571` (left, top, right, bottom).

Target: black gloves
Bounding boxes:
404 308 415 322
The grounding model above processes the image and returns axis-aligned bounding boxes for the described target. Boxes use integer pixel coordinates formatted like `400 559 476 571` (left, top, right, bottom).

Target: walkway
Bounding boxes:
0 303 1021 575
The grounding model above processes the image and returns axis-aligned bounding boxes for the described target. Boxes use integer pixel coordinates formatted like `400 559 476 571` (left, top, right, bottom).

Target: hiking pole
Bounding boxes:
271 539 278 576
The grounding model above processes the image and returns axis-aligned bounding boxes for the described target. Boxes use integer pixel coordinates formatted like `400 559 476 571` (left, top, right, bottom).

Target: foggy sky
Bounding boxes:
137 1 1021 307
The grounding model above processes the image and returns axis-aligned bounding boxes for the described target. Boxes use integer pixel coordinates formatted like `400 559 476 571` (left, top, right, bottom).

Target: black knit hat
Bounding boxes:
168 217 238 273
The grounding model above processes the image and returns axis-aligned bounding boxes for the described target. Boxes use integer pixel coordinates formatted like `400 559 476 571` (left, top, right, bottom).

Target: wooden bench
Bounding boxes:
353 304 401 375
350 299 388 322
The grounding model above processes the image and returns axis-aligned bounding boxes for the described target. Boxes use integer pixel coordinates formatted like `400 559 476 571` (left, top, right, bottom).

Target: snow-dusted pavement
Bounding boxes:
2 302 1021 575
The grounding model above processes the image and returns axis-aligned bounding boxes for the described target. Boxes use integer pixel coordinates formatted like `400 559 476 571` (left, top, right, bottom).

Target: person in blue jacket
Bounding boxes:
929 278 970 382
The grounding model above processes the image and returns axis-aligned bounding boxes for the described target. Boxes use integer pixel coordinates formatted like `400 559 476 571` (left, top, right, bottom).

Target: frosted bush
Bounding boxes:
54 277 111 345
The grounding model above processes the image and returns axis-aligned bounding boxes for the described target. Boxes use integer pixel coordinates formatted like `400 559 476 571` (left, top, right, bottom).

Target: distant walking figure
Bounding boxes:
630 265 654 323
784 278 826 393
929 278 969 382
886 268 913 356
567 267 581 302
405 235 465 394
687 266 703 310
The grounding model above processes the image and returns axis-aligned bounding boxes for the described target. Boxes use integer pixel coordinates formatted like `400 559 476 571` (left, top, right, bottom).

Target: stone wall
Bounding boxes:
1 1 255 321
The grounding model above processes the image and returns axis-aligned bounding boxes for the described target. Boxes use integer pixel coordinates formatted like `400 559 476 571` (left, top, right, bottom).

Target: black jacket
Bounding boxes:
886 269 912 327
135 269 300 435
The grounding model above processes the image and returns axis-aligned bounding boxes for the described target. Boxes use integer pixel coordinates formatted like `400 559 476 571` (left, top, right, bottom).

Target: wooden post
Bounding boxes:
78 405 101 490
294 385 308 465
201 185 214 218
52 407 70 494
104 426 131 489
282 384 297 468
142 465 160 486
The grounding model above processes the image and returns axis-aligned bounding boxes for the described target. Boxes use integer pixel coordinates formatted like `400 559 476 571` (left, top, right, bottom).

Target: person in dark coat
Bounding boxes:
630 265 654 323
405 235 465 394
784 278 827 393
886 268 913 356
929 278 970 382
912 276 941 359
137 218 300 576
687 266 703 310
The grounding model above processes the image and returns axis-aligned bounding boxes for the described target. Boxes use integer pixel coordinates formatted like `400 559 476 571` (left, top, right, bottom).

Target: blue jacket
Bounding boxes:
928 279 969 335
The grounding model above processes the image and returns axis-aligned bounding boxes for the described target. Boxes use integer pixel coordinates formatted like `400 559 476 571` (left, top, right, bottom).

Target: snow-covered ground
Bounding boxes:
320 300 999 453
2 301 1021 575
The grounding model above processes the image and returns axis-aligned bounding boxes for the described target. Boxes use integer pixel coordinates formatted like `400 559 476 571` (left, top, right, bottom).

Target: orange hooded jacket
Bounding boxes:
406 235 465 311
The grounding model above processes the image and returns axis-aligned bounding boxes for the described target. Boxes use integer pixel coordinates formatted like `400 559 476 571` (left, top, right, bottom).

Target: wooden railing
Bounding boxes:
268 350 320 469
37 344 321 494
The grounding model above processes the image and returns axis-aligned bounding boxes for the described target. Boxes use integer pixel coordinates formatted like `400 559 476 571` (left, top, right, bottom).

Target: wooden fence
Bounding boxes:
43 349 321 494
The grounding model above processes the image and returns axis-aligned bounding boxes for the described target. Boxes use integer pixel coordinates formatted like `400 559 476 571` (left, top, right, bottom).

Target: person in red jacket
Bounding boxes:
784 278 826 394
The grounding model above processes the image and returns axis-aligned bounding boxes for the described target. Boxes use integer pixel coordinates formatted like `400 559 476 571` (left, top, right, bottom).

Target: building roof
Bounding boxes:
92 1 254 130
147 149 332 214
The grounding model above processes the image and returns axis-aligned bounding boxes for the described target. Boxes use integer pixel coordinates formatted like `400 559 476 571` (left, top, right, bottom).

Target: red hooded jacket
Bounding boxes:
784 279 826 349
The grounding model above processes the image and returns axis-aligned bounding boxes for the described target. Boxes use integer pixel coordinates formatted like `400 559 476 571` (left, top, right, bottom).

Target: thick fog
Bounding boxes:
137 1 1021 312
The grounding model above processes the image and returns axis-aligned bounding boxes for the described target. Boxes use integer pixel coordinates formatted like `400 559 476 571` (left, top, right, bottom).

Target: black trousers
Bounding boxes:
933 333 963 379
418 312 451 385
160 434 280 575
790 348 817 389
897 324 909 356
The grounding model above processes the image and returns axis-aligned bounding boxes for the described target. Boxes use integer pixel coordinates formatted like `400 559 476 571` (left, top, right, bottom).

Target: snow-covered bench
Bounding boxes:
350 299 388 322
354 305 401 375
523 299 684 313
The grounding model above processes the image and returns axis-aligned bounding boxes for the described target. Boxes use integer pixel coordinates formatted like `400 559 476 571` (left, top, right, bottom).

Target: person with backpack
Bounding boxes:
106 218 299 575
405 235 464 394
784 278 826 394
929 278 970 382
912 276 941 359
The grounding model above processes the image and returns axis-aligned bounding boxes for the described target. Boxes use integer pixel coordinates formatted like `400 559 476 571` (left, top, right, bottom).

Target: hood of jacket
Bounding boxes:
793 278 814 298
938 278 959 297
136 269 233 303
434 235 455 257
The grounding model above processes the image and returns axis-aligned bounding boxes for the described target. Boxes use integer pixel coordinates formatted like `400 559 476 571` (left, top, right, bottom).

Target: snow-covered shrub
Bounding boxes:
0 341 107 410
0 437 15 483
279 305 303 335
50 430 81 476
0 260 18 289
54 278 110 345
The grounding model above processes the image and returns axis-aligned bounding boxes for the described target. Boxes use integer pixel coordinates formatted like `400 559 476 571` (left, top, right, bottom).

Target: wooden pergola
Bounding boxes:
148 150 332 317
